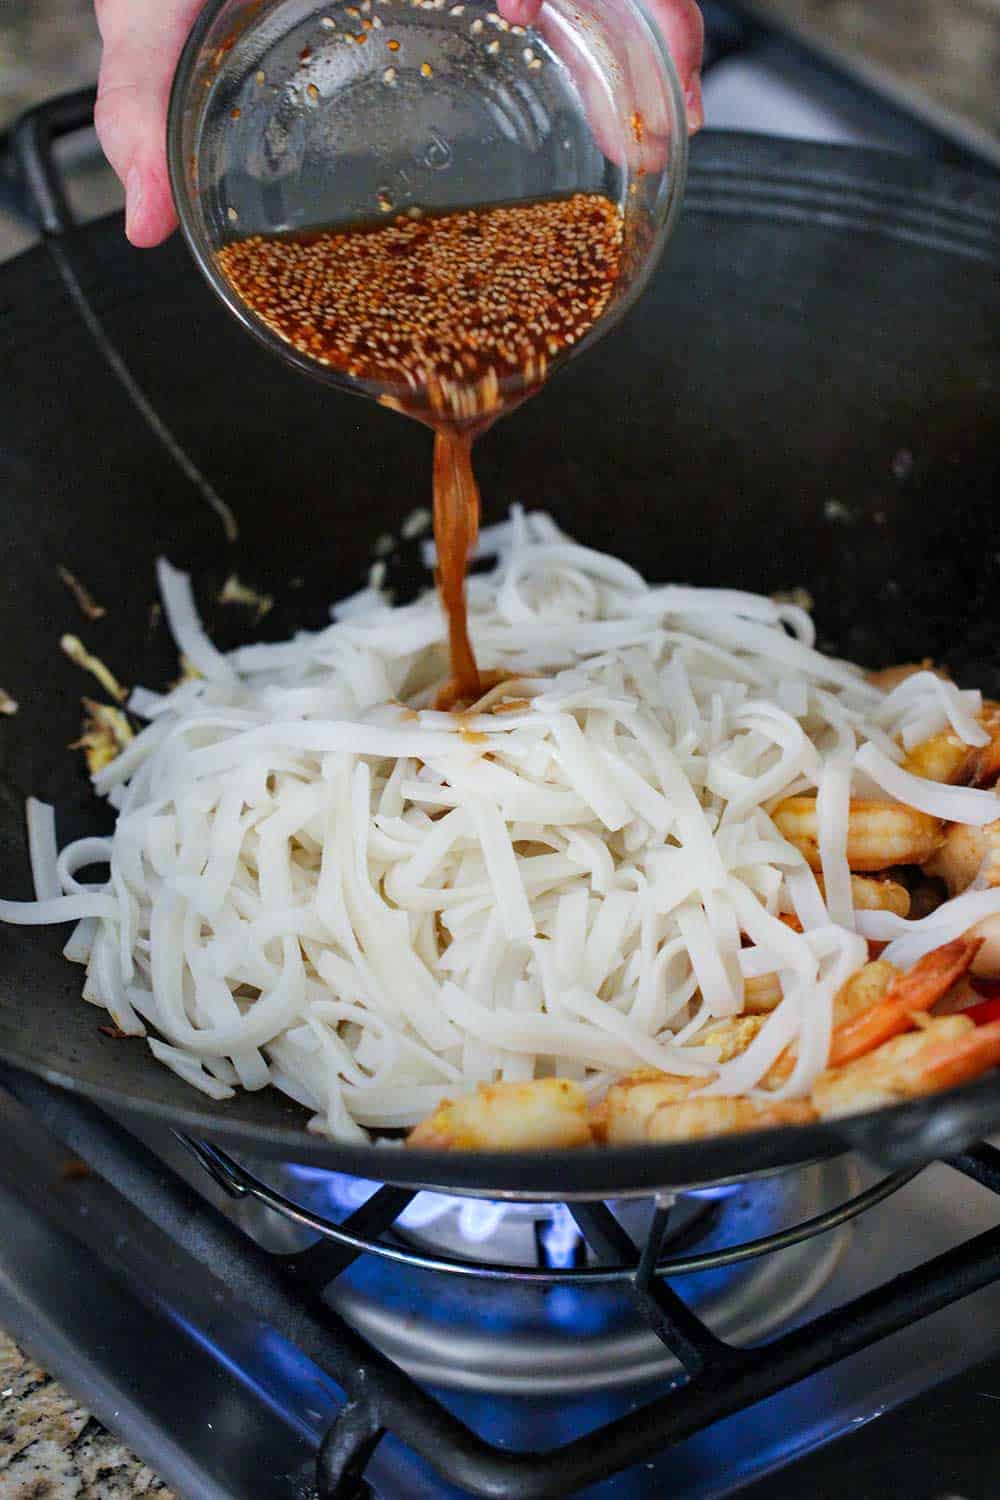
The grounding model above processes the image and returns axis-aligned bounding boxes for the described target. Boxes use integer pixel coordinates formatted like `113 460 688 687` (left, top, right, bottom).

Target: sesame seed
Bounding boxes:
486 39 499 53
511 22 525 32
306 82 320 100
470 17 483 31
216 195 623 424
450 3 465 11
227 206 239 222
383 65 397 81
372 15 384 26
528 56 542 67
320 14 336 26
255 69 266 84
522 46 534 61
420 60 433 75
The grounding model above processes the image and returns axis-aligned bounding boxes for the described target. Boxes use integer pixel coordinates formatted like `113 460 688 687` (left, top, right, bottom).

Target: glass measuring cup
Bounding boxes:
167 0 689 407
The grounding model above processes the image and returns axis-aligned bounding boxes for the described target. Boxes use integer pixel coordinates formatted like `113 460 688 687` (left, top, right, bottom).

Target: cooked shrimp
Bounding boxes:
645 1096 817 1142
846 874 911 916
745 883 907 1016
900 732 971 785
773 796 942 872
812 1014 1000 1118
969 915 1000 978
967 702 1000 788
803 873 911 916
766 943 976 1086
744 973 784 1013
407 1078 592 1150
825 936 980 1068
603 1070 813 1143
926 819 1000 897
898 701 1000 789
765 960 897 1084
604 1071 701 1145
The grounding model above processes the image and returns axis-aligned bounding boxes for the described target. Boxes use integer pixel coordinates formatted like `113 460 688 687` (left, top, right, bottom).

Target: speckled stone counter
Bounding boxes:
743 0 1000 161
0 1332 174 1499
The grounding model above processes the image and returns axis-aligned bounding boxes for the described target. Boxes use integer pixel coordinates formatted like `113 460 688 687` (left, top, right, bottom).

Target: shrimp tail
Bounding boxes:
828 935 982 1069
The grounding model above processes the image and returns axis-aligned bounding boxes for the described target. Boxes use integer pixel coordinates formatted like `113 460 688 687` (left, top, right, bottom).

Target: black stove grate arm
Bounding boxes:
282 1185 417 1290
318 1398 386 1500
571 1199 738 1375
949 1141 1000 1195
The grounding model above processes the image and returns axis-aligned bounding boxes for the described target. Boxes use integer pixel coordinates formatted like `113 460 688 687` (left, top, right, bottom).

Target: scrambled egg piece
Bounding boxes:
72 698 133 774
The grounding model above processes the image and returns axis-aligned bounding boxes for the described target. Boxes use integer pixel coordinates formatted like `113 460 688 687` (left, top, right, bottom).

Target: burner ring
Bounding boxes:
178 1135 920 1284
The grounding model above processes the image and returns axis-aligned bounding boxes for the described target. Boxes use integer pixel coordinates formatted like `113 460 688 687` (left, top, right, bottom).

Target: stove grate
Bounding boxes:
7 1065 1000 1500
180 1133 919 1283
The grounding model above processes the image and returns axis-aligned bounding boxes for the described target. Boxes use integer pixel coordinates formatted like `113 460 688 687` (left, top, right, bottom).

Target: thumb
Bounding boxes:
93 0 204 247
495 0 704 134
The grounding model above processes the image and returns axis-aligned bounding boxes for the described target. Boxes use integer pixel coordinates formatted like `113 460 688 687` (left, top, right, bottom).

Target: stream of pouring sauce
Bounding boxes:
217 195 624 703
431 424 482 705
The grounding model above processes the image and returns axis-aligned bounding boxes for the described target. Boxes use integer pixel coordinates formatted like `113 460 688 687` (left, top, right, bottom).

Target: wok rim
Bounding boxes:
4 1044 999 1198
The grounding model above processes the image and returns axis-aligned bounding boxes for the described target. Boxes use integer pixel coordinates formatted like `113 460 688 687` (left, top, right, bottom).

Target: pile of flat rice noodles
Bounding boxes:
5 507 1000 1145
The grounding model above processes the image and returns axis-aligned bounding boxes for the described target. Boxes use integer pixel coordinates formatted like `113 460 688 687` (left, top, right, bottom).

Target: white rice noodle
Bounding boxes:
858 886 1000 969
4 514 998 1142
26 798 61 901
855 742 1000 825
876 670 988 750
156 558 236 683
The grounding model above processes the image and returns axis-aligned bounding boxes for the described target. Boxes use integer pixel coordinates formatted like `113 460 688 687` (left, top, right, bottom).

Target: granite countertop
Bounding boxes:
742 0 1000 162
0 1331 174 1499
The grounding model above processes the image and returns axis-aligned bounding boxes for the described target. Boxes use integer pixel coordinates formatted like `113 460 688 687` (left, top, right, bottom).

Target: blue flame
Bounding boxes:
539 1203 583 1268
286 1165 585 1257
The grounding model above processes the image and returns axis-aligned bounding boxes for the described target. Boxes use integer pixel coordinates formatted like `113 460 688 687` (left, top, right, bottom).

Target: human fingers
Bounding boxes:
93 0 204 245
651 0 704 129
496 0 704 133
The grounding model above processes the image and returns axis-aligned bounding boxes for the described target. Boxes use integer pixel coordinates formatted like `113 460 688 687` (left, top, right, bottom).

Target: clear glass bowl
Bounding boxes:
167 0 688 403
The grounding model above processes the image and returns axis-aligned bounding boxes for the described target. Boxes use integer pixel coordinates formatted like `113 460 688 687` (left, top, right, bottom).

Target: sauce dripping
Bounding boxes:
216 195 624 699
432 424 481 703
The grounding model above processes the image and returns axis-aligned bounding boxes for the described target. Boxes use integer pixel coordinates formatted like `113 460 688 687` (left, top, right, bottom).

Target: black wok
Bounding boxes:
1 101 999 1197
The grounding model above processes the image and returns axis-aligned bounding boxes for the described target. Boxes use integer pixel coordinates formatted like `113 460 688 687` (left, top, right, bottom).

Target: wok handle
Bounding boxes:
11 88 99 237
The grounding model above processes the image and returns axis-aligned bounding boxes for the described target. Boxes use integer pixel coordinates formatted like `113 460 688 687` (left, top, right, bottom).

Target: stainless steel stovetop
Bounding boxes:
2 1075 1000 1499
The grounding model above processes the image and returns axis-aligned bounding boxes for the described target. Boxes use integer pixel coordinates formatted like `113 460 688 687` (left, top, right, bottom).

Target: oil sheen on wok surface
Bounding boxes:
0 135 997 1187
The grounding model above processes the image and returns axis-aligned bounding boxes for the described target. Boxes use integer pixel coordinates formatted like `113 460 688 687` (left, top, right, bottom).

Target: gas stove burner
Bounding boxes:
7 1075 1000 1500
386 1187 713 1268
192 1149 859 1393
325 1162 856 1393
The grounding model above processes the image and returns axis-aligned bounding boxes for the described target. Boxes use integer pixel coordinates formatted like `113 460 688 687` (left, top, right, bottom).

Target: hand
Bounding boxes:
93 0 204 247
94 0 704 249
